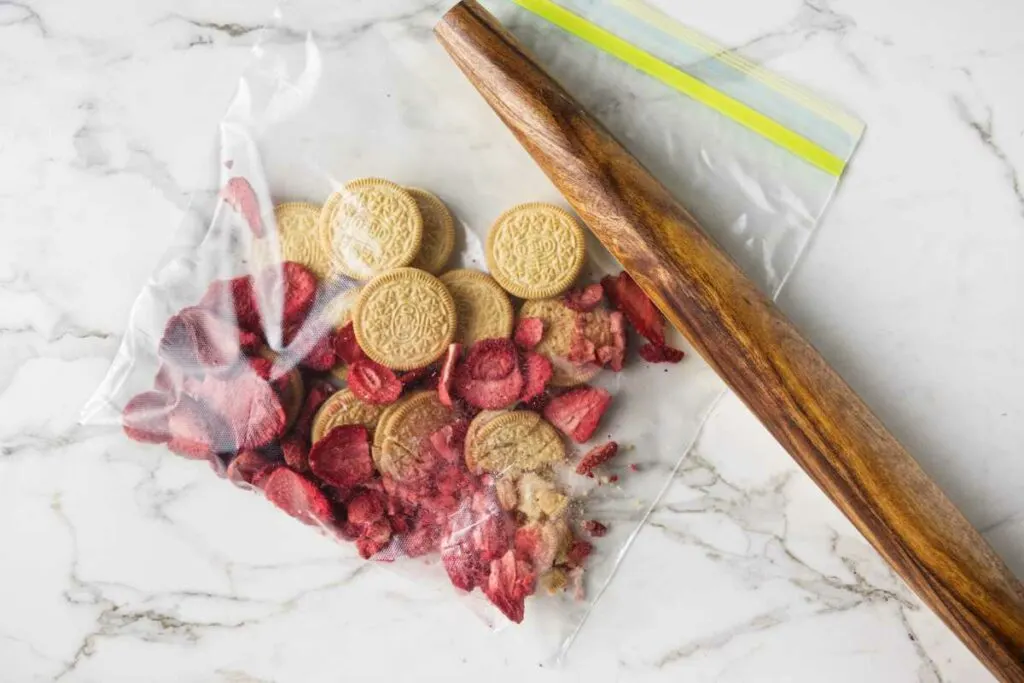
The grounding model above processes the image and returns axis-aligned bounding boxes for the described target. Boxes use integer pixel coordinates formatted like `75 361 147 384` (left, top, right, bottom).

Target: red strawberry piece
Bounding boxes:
543 386 612 444
347 359 402 405
563 283 604 312
333 321 365 365
159 306 242 375
401 513 443 558
396 365 429 386
602 271 666 346
281 262 319 326
347 488 387 527
189 370 286 452
200 276 260 332
513 317 545 351
582 520 608 538
281 435 310 473
356 518 393 559
294 380 336 440
283 323 336 371
570 310 626 371
308 425 373 489
250 463 279 489
166 395 219 459
122 391 172 444
514 525 541 561
227 450 278 488
238 328 262 353
638 342 685 364
247 356 274 381
263 468 333 526
519 352 553 404
220 177 264 238
154 363 184 397
470 491 513 563
483 549 536 624
437 343 462 407
575 441 619 476
428 420 468 465
442 541 488 592
565 538 593 568
454 338 524 410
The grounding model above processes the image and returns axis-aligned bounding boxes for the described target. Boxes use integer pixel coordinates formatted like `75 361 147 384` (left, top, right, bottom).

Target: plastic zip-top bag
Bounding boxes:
82 0 863 661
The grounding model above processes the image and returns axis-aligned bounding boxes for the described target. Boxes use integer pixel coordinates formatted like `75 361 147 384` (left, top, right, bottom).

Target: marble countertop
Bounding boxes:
1 0 1022 681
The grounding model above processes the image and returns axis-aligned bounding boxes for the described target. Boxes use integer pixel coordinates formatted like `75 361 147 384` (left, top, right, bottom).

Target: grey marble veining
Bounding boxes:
1 0 1022 681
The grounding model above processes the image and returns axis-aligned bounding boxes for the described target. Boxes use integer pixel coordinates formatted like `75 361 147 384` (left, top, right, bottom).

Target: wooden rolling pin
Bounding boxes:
436 2 1024 680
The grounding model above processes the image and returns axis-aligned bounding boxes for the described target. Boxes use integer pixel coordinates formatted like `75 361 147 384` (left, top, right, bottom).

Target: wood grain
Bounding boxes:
435 2 1024 680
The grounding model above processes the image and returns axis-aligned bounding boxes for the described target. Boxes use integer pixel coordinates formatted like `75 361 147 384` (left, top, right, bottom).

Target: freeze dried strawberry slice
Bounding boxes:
247 356 274 381
401 512 443 558
454 338 524 410
190 371 286 452
513 317 544 351
437 343 462 407
159 306 242 375
347 488 387 527
200 276 261 333
154 363 184 397
294 380 335 440
638 342 685 364
443 540 488 592
166 395 219 459
227 450 278 488
281 435 310 473
356 519 393 560
470 490 513 563
263 468 333 526
483 549 536 624
519 352 553 404
602 271 666 346
265 262 318 327
563 283 604 312
122 391 172 444
308 425 374 489
283 323 336 371
565 538 593 568
575 441 619 476
543 386 612 443
582 520 608 537
428 420 467 465
347 359 402 405
220 176 264 238
333 322 365 365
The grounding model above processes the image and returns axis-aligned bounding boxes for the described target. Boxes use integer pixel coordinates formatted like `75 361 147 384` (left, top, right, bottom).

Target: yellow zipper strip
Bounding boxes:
611 0 864 135
511 0 848 176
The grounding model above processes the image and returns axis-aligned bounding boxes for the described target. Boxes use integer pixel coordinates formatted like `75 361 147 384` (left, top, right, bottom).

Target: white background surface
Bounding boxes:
1 0 1022 681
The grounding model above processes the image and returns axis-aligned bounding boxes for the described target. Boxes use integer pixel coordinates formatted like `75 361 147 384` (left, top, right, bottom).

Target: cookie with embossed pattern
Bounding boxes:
311 388 385 444
319 178 423 280
408 188 456 275
519 298 600 387
486 203 585 300
439 269 514 347
251 202 331 280
374 391 454 480
465 410 565 476
353 267 456 371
